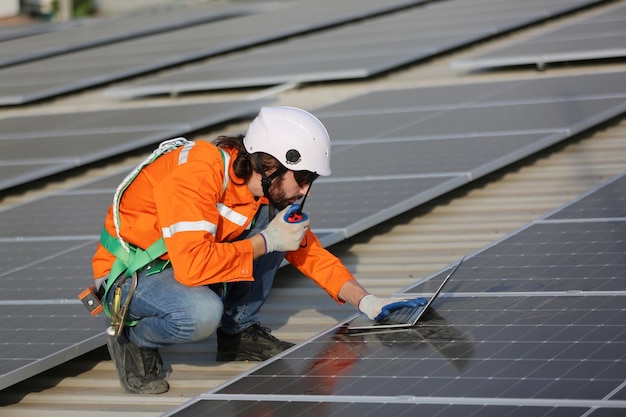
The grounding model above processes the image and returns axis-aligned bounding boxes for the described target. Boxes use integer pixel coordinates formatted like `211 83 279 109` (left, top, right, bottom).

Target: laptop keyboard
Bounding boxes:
384 305 423 324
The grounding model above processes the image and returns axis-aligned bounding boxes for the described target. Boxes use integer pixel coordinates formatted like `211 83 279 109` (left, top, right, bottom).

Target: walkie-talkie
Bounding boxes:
285 183 312 223
285 203 308 223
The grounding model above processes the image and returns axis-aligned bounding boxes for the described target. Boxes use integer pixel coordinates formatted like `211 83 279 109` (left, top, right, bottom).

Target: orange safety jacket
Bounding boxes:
92 140 354 303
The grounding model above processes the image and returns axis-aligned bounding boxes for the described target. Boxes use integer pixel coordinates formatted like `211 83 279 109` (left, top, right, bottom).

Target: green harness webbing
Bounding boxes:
100 228 170 322
100 138 229 327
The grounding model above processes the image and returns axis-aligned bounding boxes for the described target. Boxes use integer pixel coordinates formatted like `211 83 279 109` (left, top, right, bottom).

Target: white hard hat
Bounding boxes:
244 106 331 176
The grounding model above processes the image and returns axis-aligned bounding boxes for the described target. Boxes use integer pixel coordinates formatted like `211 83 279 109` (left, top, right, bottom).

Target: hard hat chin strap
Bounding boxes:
251 153 286 219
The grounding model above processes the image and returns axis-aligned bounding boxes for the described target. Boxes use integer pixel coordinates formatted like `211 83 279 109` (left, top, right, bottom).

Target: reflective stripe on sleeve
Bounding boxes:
178 141 195 165
217 203 248 226
162 220 217 238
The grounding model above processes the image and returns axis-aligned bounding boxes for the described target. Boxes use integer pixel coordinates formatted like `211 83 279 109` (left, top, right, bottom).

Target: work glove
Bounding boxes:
358 294 427 321
260 205 311 253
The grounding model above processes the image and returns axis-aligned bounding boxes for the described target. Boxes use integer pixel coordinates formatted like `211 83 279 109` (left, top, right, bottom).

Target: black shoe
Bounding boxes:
216 324 295 361
106 335 170 394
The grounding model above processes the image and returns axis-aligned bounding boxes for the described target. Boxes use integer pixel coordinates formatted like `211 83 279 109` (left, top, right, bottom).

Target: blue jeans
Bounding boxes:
106 205 285 349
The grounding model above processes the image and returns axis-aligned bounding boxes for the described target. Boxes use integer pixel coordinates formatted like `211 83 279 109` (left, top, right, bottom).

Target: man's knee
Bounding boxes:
168 290 223 343
190 298 223 341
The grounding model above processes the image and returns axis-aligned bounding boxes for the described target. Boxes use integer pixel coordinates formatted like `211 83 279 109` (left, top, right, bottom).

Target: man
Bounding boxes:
92 106 422 394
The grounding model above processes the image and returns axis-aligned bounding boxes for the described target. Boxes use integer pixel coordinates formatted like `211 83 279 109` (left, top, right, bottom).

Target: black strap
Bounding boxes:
251 153 285 219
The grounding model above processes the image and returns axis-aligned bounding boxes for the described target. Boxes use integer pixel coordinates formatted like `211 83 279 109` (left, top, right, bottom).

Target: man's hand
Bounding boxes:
358 294 427 321
260 206 311 253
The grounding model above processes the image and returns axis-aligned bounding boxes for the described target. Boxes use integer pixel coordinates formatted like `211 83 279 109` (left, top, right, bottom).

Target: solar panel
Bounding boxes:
162 169 626 416
0 304 105 391
407 220 626 294
164 399 613 417
0 100 267 191
452 1 626 70
0 6 244 68
0 0 424 105
2 72 624 392
308 71 626 243
0 172 120 390
105 0 609 98
0 241 98 300
0 20 63 42
382 98 625 136
212 295 626 399
0 192 109 238
316 69 626 113
544 172 626 220
405 172 626 294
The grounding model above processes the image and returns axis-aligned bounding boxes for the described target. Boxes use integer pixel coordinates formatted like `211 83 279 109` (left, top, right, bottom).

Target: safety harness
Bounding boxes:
99 138 230 336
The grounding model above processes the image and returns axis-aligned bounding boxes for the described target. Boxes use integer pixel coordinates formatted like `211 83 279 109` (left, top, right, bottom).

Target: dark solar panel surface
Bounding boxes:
167 399 600 417
408 221 626 294
0 100 266 191
106 0 609 98
0 241 98 300
545 172 626 220
453 1 626 70
216 295 626 399
0 21 60 42
407 172 626 294
310 71 626 242
0 304 105 391
0 6 244 68
0 0 424 105
163 169 626 416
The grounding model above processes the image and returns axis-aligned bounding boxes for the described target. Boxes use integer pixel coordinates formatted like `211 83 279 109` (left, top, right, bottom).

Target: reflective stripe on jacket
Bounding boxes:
92 140 354 303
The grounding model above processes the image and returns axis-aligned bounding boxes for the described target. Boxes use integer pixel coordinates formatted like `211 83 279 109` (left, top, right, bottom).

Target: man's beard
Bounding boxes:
266 174 291 210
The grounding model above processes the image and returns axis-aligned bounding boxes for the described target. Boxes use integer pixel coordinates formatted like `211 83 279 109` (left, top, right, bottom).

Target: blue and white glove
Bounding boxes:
358 295 427 321
260 206 310 253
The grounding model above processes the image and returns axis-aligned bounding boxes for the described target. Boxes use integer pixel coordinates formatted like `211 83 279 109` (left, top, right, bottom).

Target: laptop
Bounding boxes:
347 258 464 333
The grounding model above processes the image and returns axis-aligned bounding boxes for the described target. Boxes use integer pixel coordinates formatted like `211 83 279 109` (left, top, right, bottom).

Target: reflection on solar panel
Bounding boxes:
105 0 608 98
1 71 624 391
0 0 423 105
452 1 626 70
0 6 245 68
0 100 267 191
163 175 626 416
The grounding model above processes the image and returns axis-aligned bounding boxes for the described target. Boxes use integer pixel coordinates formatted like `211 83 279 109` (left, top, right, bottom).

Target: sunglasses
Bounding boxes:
293 170 319 187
